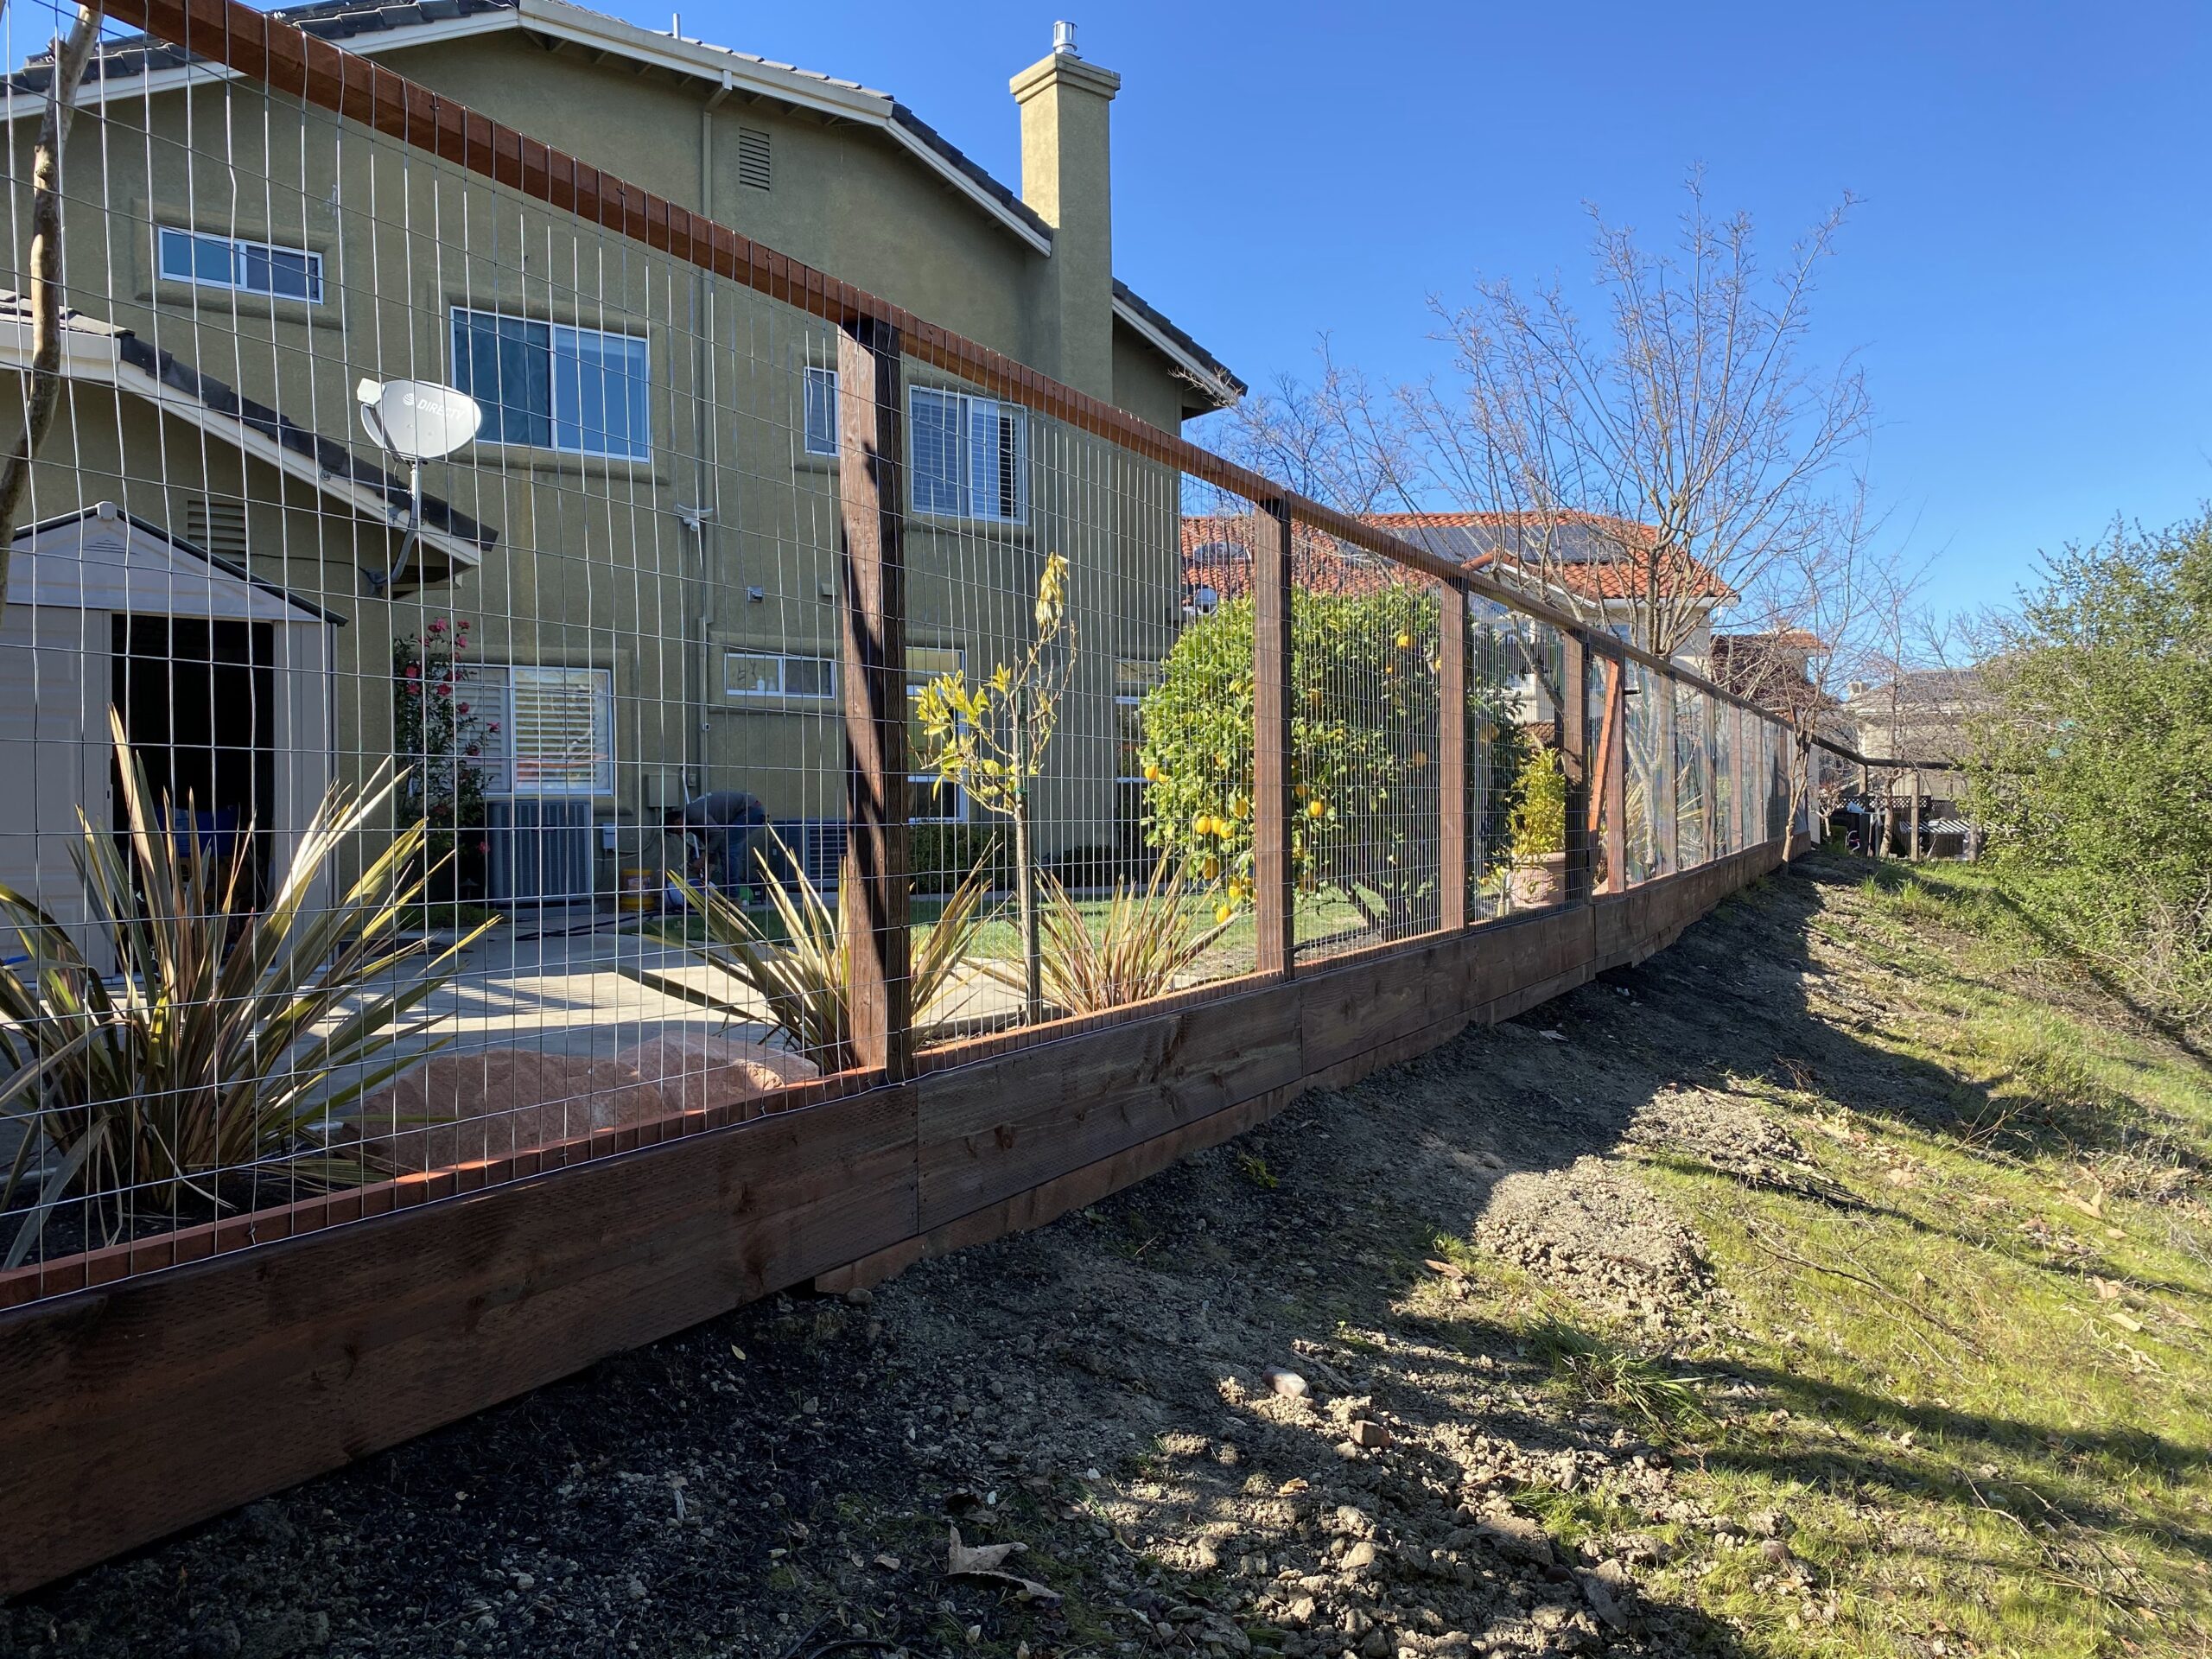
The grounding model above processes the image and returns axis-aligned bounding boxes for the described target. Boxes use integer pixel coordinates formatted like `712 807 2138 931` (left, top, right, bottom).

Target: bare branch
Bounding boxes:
0 3 106 613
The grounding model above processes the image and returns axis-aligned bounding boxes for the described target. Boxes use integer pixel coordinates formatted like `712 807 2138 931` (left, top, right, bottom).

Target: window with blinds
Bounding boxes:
909 387 1027 523
186 496 248 563
500 665 613 796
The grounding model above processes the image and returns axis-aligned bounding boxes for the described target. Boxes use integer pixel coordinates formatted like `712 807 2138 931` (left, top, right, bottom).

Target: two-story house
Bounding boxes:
1 0 1241 919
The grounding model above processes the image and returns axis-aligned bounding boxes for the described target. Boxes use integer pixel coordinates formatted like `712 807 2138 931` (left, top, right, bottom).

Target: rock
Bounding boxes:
359 1049 668 1172
615 1033 820 1116
1285 1596 1318 1628
1476 1514 1554 1567
1266 1366 1312 1400
1342 1540 1378 1573
238 1500 294 1548
1576 1561 1636 1633
1349 1420 1392 1449
1359 1630 1392 1658
1748 1508 1794 1540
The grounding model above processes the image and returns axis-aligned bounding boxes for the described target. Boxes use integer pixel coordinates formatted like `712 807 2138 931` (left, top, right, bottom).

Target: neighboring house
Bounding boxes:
1365 512 1733 669
1840 668 1989 855
1842 668 1987 766
2 2 1241 904
1709 630 1847 737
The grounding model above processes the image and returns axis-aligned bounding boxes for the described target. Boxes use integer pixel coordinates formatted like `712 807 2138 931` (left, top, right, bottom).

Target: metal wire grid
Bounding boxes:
1283 517 1441 963
0 13 1813 1300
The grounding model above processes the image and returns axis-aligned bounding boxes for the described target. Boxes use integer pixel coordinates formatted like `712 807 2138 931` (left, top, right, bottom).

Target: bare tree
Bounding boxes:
1388 175 1872 660
0 3 105 613
1720 474 1924 845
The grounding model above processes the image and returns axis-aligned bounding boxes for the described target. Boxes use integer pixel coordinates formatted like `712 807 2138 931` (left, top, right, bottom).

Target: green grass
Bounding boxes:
1441 858 2212 1657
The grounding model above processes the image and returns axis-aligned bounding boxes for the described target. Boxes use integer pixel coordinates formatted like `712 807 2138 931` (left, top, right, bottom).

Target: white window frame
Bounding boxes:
725 649 837 702
449 306 652 461
157 226 323 303
908 386 1028 524
802 365 839 458
498 664 614 798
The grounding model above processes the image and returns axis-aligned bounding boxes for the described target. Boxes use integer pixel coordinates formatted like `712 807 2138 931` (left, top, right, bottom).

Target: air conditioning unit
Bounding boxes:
486 797 596 904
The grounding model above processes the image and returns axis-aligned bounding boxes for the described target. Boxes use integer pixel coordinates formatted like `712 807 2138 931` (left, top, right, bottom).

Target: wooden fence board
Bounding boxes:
0 1087 917 1594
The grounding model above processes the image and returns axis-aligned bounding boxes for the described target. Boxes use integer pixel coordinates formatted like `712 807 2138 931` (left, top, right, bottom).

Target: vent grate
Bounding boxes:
186 495 248 563
736 125 772 192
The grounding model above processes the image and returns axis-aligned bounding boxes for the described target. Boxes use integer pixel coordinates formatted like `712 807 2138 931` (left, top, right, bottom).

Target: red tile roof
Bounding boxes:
1360 511 1733 605
1179 514 1408 603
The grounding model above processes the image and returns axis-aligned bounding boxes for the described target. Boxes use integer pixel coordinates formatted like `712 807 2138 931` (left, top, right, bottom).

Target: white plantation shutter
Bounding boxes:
507 665 612 794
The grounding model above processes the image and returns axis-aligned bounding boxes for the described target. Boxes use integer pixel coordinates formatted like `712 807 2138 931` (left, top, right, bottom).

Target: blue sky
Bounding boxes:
626 1 2211 620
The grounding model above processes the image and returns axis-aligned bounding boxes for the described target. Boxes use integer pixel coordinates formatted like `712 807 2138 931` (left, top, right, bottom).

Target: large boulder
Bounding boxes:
359 1048 669 1173
614 1033 820 1119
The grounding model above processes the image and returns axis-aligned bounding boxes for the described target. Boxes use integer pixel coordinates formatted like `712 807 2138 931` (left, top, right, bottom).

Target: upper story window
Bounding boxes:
802 365 839 458
450 308 650 460
910 387 1027 523
158 226 322 302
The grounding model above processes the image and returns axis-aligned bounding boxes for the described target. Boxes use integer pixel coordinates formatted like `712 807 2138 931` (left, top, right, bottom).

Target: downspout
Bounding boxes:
682 72 734 793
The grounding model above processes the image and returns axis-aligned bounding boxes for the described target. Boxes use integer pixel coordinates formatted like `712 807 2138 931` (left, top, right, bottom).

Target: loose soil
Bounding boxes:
3 854 2206 1659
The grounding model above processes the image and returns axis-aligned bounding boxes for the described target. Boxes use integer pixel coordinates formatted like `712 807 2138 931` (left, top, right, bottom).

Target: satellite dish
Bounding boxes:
356 377 481 462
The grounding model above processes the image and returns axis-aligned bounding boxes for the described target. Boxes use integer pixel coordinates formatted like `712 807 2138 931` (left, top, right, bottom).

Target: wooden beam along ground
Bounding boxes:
0 842 1789 1597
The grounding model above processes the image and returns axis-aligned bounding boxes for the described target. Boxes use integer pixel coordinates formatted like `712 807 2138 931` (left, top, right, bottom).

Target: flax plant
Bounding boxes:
670 835 991 1071
0 715 493 1267
985 856 1230 1016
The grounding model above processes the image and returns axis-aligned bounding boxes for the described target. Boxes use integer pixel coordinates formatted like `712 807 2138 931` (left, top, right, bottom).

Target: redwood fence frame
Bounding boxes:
0 0 1821 1594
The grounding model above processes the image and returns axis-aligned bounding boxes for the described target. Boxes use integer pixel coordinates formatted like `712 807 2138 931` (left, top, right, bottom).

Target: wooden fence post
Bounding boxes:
1253 500 1295 975
1598 657 1626 893
1438 582 1468 931
1656 673 1680 875
837 316 910 1078
1700 695 1718 867
1560 630 1592 906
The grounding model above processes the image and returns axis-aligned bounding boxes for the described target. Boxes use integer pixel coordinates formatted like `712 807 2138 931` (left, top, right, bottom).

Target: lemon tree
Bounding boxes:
1139 589 1518 938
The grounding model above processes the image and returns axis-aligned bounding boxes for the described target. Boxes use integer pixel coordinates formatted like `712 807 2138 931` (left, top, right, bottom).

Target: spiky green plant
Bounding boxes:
0 715 494 1266
985 855 1230 1016
669 834 990 1071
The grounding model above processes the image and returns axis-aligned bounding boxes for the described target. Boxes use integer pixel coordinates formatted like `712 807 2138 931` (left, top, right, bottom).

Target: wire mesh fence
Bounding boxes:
0 0 1809 1305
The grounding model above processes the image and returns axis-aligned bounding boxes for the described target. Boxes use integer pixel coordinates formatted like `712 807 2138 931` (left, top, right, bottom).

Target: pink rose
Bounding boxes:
435 683 452 698
464 744 480 756
487 721 500 734
404 663 421 679
429 618 447 634
476 839 489 853
456 702 471 715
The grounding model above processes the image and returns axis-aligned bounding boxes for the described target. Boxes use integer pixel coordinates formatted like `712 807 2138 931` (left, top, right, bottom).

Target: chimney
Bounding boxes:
1011 22 1120 401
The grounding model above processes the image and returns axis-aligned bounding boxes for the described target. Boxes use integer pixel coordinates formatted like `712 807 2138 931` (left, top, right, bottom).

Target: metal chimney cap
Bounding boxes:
1052 20 1078 54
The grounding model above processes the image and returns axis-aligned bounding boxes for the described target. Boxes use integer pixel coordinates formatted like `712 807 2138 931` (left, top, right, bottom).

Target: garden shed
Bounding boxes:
0 502 339 969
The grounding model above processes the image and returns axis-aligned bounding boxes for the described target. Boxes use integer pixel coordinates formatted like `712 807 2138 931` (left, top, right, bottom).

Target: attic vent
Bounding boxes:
186 495 247 563
736 126 772 192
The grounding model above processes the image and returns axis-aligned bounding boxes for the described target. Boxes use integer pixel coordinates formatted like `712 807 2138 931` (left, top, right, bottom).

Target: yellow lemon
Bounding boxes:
1215 903 1235 925
1307 799 1325 819
1142 762 1161 784
1230 797 1251 819
1202 856 1220 880
1396 630 1414 650
1193 814 1215 837
1215 818 1236 838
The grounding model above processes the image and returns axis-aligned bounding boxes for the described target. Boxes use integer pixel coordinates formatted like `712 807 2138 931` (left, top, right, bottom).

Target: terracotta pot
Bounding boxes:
1509 851 1567 911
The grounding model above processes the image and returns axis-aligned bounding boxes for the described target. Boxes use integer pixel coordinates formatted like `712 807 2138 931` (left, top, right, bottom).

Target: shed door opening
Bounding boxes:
112 617 276 902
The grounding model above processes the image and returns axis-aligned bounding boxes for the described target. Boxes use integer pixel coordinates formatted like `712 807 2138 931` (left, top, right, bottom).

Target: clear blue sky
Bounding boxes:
622 0 2211 620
